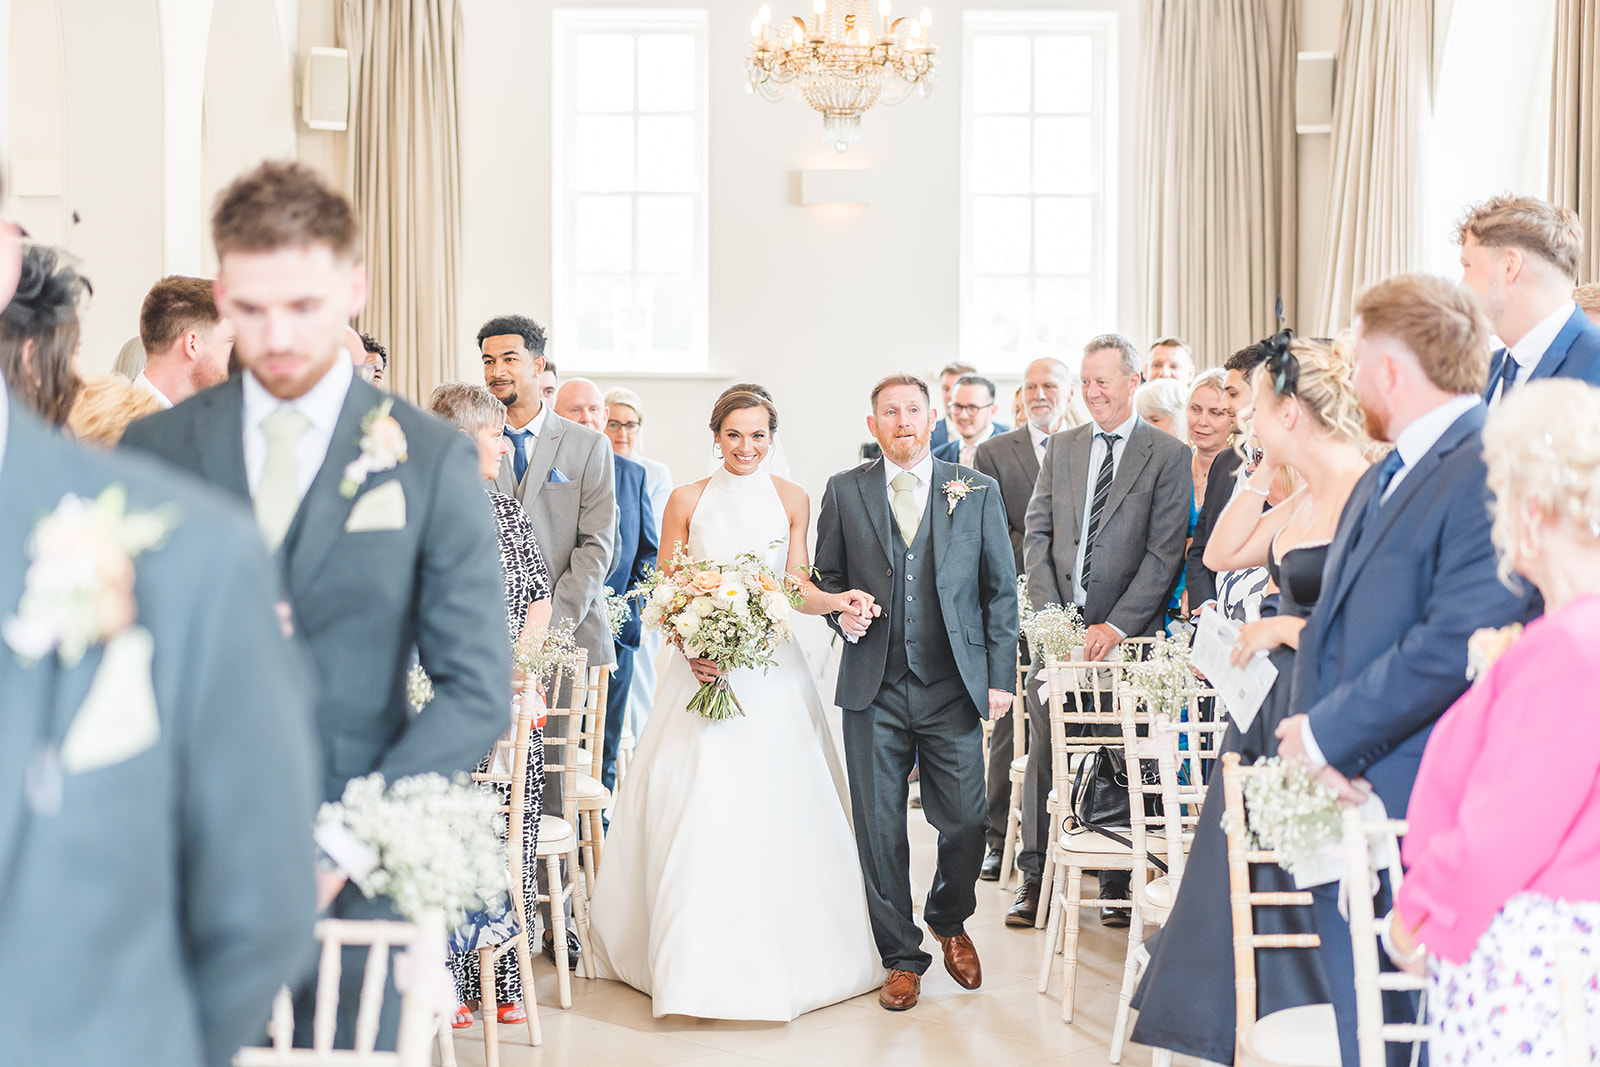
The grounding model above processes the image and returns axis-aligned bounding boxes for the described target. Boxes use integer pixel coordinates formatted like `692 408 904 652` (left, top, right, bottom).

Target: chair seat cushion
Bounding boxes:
1241 1003 1340 1067
1138 874 1177 911
574 773 612 808
535 815 577 855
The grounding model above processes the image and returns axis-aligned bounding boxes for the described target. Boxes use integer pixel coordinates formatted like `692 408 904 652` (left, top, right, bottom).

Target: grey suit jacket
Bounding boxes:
1022 418 1191 637
813 456 1019 716
121 374 510 802
0 400 319 1067
491 410 617 667
973 424 1042 574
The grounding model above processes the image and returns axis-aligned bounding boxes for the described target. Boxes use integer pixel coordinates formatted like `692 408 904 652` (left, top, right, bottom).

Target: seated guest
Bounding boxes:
1144 336 1194 382
605 386 671 736
0 244 88 425
1389 379 1600 1064
1010 384 1025 429
135 275 234 407
67 374 165 446
357 331 387 387
934 373 1007 465
1134 377 1187 440
426 381 552 1030
538 355 558 407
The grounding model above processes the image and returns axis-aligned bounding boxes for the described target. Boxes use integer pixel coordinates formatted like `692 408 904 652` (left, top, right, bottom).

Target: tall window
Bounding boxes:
960 12 1117 373
553 10 709 372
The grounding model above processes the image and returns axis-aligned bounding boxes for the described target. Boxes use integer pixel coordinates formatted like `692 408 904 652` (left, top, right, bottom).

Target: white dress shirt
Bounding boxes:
506 402 550 468
1071 410 1140 608
882 450 935 522
132 371 174 409
1027 421 1051 461
1490 300 1576 408
242 355 354 503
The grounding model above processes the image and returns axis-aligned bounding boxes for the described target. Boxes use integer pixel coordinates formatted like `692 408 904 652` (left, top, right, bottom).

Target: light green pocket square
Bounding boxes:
345 479 407 532
60 627 160 774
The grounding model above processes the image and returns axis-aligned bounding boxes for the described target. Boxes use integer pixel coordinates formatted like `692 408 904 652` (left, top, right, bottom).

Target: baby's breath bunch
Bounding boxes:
1232 757 1343 880
513 619 586 684
603 589 632 639
406 663 434 713
1128 636 1193 721
1022 603 1088 663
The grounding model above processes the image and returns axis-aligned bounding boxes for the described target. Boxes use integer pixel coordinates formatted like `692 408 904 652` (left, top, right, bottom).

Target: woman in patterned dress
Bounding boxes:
428 383 553 1029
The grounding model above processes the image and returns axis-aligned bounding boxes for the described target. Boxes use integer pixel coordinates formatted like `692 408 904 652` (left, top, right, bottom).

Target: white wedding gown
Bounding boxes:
589 464 883 1020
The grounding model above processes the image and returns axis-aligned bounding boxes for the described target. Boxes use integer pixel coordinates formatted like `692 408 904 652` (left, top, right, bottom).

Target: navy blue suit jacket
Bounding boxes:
933 422 1010 463
606 453 658 651
1292 403 1538 819
1483 306 1600 400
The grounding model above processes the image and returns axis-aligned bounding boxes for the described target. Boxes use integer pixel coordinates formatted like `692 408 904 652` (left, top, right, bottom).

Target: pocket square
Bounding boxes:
60 627 160 774
548 467 570 484
345 479 407 532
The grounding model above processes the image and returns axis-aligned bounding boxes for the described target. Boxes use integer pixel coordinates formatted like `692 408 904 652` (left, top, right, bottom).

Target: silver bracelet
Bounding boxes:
1380 910 1427 965
1243 481 1271 498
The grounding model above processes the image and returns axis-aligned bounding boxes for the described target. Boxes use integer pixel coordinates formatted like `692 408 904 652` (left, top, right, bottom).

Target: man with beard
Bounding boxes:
135 275 235 407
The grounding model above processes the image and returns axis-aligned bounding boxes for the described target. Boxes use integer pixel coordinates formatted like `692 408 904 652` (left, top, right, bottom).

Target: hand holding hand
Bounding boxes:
687 656 721 684
988 689 1013 719
838 603 875 638
1082 622 1123 662
1274 714 1309 763
834 589 878 621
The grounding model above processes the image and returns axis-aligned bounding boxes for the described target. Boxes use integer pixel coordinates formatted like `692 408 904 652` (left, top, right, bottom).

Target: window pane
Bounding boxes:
972 276 1032 357
575 276 619 352
575 35 634 111
574 196 632 273
971 197 1031 274
970 117 1030 194
637 116 697 192
636 195 694 275
612 284 654 354
574 116 635 191
1033 197 1092 274
971 36 1031 112
649 278 694 351
1033 117 1093 194
1032 276 1094 352
1034 36 1092 113
638 34 696 112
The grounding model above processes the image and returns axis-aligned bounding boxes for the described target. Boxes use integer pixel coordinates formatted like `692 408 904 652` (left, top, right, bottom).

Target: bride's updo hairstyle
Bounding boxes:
709 382 779 434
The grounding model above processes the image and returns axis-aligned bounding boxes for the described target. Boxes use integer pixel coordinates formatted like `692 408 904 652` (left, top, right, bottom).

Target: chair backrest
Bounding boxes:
577 665 609 782
1342 807 1427 1067
472 689 540 923
234 912 447 1067
1117 691 1188 882
540 654 589 824
1220 752 1323 1053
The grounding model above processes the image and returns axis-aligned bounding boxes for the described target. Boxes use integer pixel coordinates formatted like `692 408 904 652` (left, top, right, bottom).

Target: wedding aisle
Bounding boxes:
446 800 1213 1067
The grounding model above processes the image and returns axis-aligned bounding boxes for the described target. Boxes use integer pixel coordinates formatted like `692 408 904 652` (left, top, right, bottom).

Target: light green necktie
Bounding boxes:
891 471 921 544
256 406 311 552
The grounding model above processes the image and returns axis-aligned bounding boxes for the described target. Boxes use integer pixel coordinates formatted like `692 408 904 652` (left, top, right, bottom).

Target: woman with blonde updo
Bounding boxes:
1386 380 1600 1063
1134 333 1372 1062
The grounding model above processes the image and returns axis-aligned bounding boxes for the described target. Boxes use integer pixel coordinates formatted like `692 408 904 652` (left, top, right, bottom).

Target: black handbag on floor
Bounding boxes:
1067 745 1168 873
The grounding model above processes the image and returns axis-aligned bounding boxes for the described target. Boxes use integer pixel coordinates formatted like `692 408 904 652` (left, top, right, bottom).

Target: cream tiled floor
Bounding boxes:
446 800 1210 1067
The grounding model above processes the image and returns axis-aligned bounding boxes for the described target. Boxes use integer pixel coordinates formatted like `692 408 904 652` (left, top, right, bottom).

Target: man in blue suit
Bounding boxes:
932 373 1008 466
1457 195 1600 406
1276 274 1539 1066
554 379 658 793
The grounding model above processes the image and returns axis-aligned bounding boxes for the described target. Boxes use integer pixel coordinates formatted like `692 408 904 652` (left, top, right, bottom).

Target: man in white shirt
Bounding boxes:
134 275 235 408
1456 195 1600 405
928 360 977 453
934 374 1005 466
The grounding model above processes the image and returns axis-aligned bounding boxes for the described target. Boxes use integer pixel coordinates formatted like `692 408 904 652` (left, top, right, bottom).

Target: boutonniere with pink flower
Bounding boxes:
941 476 986 515
1466 623 1523 683
340 399 408 498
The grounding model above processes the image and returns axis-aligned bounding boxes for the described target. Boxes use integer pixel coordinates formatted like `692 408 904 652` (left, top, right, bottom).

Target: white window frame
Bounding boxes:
552 8 710 373
959 10 1119 375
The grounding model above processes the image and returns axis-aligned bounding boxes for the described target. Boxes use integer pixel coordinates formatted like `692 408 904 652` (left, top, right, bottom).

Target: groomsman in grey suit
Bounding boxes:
814 374 1018 1012
120 162 509 1049
972 356 1074 880
1011 335 1192 928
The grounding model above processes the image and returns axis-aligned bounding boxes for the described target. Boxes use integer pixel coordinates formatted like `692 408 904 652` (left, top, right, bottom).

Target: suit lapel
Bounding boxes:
1011 431 1040 487
518 414 564 507
1482 349 1505 404
1098 422 1154 527
195 377 250 502
1528 308 1589 383
1062 427 1092 541
930 459 955 568
282 379 379 593
853 459 894 564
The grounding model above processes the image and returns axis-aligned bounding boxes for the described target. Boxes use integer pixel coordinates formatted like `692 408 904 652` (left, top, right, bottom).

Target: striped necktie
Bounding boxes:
1081 432 1119 583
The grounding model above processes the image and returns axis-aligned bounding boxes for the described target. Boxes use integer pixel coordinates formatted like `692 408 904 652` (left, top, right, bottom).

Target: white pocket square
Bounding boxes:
60 627 160 774
345 479 407 532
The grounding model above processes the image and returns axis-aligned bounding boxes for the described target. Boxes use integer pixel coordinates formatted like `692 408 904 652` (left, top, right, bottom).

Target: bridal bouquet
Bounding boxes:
636 545 804 721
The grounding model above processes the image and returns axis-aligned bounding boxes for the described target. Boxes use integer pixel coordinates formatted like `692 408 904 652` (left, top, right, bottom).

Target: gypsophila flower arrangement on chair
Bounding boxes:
1127 636 1194 722
1231 757 1344 886
512 618 586 688
1020 602 1088 663
634 545 804 720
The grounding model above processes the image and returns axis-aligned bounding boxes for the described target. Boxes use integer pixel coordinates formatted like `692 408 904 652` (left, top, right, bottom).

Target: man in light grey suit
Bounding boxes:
971 356 1074 880
813 374 1018 1012
1010 334 1192 928
120 163 510 1049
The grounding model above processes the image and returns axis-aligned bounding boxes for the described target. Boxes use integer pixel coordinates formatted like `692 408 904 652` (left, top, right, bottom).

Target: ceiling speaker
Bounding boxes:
302 47 350 132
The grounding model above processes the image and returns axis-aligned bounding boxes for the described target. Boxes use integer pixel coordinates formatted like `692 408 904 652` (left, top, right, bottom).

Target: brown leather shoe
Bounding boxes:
931 930 983 990
878 968 921 1010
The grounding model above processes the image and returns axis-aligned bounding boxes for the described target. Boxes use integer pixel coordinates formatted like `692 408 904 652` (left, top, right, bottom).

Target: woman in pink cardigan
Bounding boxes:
1388 380 1600 1063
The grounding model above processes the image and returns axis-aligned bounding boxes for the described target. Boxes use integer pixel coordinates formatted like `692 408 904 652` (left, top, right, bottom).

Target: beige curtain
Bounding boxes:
340 0 462 404
1313 0 1431 333
1550 0 1600 284
1138 0 1298 369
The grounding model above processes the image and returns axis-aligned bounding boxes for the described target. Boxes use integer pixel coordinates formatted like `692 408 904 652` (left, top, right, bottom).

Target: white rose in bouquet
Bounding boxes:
652 584 675 607
675 614 702 640
692 595 717 618
762 591 792 622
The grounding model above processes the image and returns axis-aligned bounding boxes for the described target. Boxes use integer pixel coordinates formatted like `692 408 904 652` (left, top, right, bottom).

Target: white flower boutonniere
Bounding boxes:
1466 623 1524 683
3 485 176 667
340 399 409 498
941 476 985 515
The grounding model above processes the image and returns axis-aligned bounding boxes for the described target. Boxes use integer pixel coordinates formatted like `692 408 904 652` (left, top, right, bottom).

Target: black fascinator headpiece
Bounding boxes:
0 245 92 336
1263 325 1298 398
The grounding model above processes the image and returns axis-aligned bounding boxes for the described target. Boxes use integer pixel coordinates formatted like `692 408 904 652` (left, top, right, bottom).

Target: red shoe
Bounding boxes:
496 1002 527 1024
451 1006 474 1029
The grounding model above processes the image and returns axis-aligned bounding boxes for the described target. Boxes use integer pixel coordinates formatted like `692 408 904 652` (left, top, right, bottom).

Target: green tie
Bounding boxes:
891 471 921 544
256 406 311 552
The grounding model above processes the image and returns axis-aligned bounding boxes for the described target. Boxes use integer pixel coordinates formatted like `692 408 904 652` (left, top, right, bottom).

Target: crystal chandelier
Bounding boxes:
745 0 938 152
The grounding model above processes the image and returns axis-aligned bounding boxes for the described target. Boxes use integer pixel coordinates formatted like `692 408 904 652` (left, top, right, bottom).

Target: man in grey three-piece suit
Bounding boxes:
1011 334 1192 928
813 374 1018 1013
121 163 509 1050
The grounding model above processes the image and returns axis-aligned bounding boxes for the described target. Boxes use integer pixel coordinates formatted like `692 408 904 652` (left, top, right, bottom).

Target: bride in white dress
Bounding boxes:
589 386 885 1021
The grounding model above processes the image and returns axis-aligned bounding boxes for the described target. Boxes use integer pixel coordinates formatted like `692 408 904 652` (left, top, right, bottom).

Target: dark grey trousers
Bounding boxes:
841 671 988 974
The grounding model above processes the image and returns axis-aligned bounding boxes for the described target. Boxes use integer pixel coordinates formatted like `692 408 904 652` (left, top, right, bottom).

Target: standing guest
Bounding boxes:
973 356 1074 881
135 275 234 408
1144 336 1194 382
1186 341 1272 615
554 377 657 793
1390 380 1600 1065
1275 274 1538 1066
538 355 558 408
1576 282 1600 324
112 334 146 379
1010 384 1025 428
426 381 551 1031
1185 369 1232 511
356 332 387 388
1456 195 1600 405
1134 377 1187 440
930 360 977 452
120 162 510 1051
1011 334 1192 928
604 385 671 736
0 244 87 425
67 374 165 446
935 374 1006 465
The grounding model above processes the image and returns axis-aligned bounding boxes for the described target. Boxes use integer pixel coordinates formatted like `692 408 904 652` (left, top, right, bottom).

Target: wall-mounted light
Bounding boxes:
800 169 870 205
